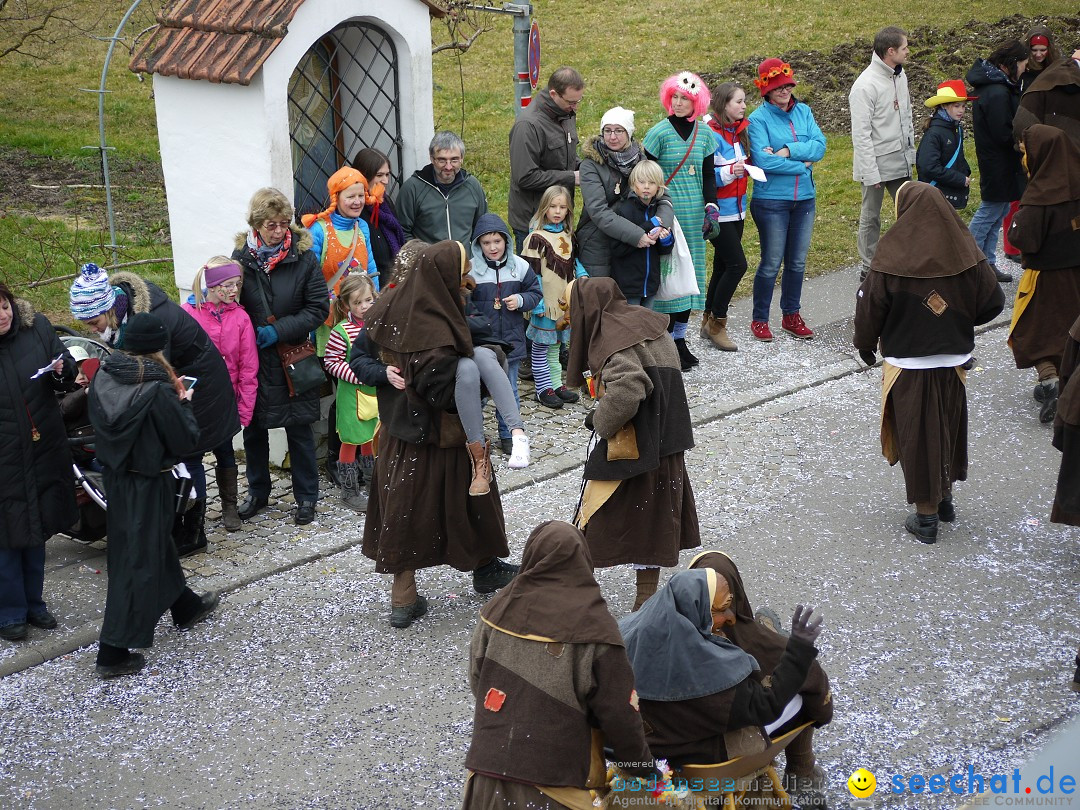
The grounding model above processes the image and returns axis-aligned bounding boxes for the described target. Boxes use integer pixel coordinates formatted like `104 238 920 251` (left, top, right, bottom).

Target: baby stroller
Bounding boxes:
56 328 110 542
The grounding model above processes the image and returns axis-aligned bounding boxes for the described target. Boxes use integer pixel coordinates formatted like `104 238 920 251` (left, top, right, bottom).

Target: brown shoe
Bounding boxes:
466 440 492 496
699 312 713 341
705 315 738 351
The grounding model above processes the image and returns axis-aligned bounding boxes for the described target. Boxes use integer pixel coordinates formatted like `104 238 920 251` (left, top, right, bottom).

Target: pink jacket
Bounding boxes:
182 298 259 427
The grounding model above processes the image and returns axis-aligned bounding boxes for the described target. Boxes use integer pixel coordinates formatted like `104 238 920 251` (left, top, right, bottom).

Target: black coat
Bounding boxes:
109 272 239 455
916 115 972 209
233 227 330 429
0 301 78 549
610 194 676 301
88 352 198 648
966 59 1026 202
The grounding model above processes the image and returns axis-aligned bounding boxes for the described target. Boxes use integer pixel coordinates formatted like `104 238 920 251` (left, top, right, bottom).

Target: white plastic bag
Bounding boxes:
656 215 699 301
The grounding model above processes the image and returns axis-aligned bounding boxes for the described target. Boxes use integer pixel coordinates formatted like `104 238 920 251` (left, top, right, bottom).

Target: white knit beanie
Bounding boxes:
600 106 635 137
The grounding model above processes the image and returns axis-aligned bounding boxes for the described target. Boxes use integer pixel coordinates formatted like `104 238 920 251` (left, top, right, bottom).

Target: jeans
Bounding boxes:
212 438 236 469
243 423 319 503
624 295 656 309
968 200 1011 268
0 546 46 627
750 197 816 322
496 359 521 440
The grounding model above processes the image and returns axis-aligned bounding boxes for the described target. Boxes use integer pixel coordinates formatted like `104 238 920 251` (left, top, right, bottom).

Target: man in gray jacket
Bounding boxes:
508 67 584 251
398 131 488 245
850 26 916 279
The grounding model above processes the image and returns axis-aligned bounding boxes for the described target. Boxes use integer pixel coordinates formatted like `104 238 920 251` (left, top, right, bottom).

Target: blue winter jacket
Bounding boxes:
468 213 543 364
747 97 827 201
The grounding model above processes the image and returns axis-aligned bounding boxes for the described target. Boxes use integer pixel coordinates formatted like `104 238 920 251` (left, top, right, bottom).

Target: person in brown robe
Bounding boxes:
1013 51 1080 149
688 551 833 807
854 181 1005 544
565 276 700 610
1006 124 1080 423
463 520 659 810
360 240 517 628
618 570 822 771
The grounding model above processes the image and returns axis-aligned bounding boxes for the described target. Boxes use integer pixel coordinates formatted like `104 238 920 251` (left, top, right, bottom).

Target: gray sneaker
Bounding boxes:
755 606 788 636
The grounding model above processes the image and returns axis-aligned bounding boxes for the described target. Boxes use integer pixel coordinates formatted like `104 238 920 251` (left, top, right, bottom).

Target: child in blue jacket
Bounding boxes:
610 160 675 307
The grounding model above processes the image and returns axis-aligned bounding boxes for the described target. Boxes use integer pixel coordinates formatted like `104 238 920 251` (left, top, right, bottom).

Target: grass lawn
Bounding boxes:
1 0 1076 320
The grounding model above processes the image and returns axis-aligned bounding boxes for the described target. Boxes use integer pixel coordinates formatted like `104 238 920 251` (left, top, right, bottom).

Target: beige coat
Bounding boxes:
849 52 916 185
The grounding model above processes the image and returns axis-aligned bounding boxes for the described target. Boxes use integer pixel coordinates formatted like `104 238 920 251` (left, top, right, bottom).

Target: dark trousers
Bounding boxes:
707 219 748 318
0 545 46 627
212 438 236 468
243 424 319 503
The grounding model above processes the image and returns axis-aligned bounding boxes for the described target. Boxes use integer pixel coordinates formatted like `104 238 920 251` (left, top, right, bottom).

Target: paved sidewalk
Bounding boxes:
0 264 1017 677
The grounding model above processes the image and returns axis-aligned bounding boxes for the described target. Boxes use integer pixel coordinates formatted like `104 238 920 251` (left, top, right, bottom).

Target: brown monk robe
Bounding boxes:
463 521 659 810
688 551 833 804
854 182 1005 544
1013 53 1080 149
565 276 700 610
1007 124 1080 423
1051 315 1080 526
361 240 514 628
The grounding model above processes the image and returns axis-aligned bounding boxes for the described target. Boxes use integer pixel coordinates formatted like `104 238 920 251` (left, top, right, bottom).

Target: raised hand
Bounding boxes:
790 605 823 645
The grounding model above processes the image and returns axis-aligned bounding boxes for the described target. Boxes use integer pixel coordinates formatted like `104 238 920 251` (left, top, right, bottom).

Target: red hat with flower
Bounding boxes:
754 58 796 97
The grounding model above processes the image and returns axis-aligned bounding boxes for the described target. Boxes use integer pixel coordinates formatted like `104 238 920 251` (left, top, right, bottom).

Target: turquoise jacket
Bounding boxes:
746 98 826 201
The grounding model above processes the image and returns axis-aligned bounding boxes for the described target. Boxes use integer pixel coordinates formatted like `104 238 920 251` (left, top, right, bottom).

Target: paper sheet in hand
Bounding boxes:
745 164 767 182
30 354 63 380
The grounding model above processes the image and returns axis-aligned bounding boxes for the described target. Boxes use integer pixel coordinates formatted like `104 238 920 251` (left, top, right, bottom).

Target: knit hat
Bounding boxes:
754 58 797 97
301 167 382 227
600 106 636 137
204 261 243 288
924 80 977 107
660 72 711 119
69 263 117 320
123 313 168 354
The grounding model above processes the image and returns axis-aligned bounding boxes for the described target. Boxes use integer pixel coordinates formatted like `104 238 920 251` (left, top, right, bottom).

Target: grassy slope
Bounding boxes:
1 0 1075 319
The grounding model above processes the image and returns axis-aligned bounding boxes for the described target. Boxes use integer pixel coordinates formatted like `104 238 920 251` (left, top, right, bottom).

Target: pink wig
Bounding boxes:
660 72 712 119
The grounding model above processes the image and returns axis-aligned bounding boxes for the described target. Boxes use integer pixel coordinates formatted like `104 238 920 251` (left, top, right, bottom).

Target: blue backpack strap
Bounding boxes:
929 130 962 187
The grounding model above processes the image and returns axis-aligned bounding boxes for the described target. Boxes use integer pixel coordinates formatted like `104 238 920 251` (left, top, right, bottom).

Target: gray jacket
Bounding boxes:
398 164 488 245
508 91 579 233
577 134 648 277
849 52 916 185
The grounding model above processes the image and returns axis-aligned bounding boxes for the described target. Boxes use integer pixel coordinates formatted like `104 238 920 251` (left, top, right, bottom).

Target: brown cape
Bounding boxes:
565 276 669 388
1020 124 1080 206
1014 57 1080 148
1052 315 1080 525
870 181 984 278
481 520 623 646
364 239 473 355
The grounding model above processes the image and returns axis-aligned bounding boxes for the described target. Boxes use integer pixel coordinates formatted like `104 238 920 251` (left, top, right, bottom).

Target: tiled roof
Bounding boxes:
130 0 446 86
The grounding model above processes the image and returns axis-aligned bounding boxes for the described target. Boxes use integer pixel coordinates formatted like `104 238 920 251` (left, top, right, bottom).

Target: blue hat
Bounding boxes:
69 263 117 320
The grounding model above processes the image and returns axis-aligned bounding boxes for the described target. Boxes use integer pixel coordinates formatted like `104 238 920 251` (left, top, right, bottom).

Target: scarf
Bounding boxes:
371 202 406 257
246 228 293 275
595 139 644 178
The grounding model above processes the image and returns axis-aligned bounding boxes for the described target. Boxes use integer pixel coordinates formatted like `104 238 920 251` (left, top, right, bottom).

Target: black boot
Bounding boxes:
905 512 939 544
673 338 698 372
174 498 208 557
937 495 955 523
473 559 519 593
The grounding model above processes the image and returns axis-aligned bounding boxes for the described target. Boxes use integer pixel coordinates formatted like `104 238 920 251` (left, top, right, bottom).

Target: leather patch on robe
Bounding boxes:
1071 215 1080 231
629 689 640 712
923 291 948 316
546 642 565 657
483 688 507 712
606 423 639 461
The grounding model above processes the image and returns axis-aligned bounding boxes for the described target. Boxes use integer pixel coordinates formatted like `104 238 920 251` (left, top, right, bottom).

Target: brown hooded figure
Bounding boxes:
1007 124 1080 423
566 276 699 609
1052 315 1080 526
462 520 658 809
854 181 1005 544
361 240 514 627
688 551 833 803
1014 51 1080 149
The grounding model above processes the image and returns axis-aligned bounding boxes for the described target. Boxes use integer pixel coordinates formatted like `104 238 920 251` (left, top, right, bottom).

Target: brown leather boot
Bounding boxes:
632 568 661 611
217 465 241 532
705 316 738 351
466 440 492 496
699 312 713 340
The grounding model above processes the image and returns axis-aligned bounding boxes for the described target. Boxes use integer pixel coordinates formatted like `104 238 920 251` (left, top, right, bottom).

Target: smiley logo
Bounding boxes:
848 768 877 798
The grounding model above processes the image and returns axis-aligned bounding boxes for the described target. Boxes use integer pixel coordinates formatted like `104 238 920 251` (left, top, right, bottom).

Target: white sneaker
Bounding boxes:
508 435 531 469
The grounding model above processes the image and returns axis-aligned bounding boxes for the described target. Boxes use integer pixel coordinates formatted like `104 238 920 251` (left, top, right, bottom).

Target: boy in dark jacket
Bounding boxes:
610 160 675 307
916 80 974 209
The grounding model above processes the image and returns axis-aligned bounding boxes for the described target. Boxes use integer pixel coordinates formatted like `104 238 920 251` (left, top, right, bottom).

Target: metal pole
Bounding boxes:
80 0 145 264
510 5 531 116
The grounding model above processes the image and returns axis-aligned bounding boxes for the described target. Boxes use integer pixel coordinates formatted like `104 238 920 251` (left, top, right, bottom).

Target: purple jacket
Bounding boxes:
182 298 259 427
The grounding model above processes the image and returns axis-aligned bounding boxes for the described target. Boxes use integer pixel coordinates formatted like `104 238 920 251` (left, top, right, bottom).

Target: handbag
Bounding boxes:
656 215 700 301
254 276 325 397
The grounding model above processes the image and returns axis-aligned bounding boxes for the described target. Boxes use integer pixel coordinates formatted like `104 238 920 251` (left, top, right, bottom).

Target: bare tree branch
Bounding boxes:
0 0 82 62
431 1 494 57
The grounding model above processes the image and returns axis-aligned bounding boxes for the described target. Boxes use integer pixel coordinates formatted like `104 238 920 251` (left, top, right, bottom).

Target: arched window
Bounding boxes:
288 22 402 218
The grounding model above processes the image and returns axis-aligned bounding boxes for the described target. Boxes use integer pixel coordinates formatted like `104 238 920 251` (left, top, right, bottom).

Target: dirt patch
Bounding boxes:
701 13 1080 133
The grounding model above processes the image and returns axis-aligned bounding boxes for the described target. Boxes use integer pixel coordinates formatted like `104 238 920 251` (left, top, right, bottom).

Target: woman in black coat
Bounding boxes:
965 40 1029 282
88 313 218 678
0 285 78 642
232 187 330 526
68 263 240 555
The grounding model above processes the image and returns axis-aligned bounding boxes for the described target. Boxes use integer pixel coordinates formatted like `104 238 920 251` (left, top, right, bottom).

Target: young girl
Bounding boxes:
322 274 380 511
916 81 974 210
522 185 589 408
610 160 674 307
1020 25 1060 92
181 257 258 532
702 82 752 352
301 166 380 344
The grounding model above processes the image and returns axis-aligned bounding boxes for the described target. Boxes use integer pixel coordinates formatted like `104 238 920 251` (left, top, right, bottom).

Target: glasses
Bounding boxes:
433 156 463 166
558 92 583 108
771 86 794 93
601 128 627 137
261 220 291 232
